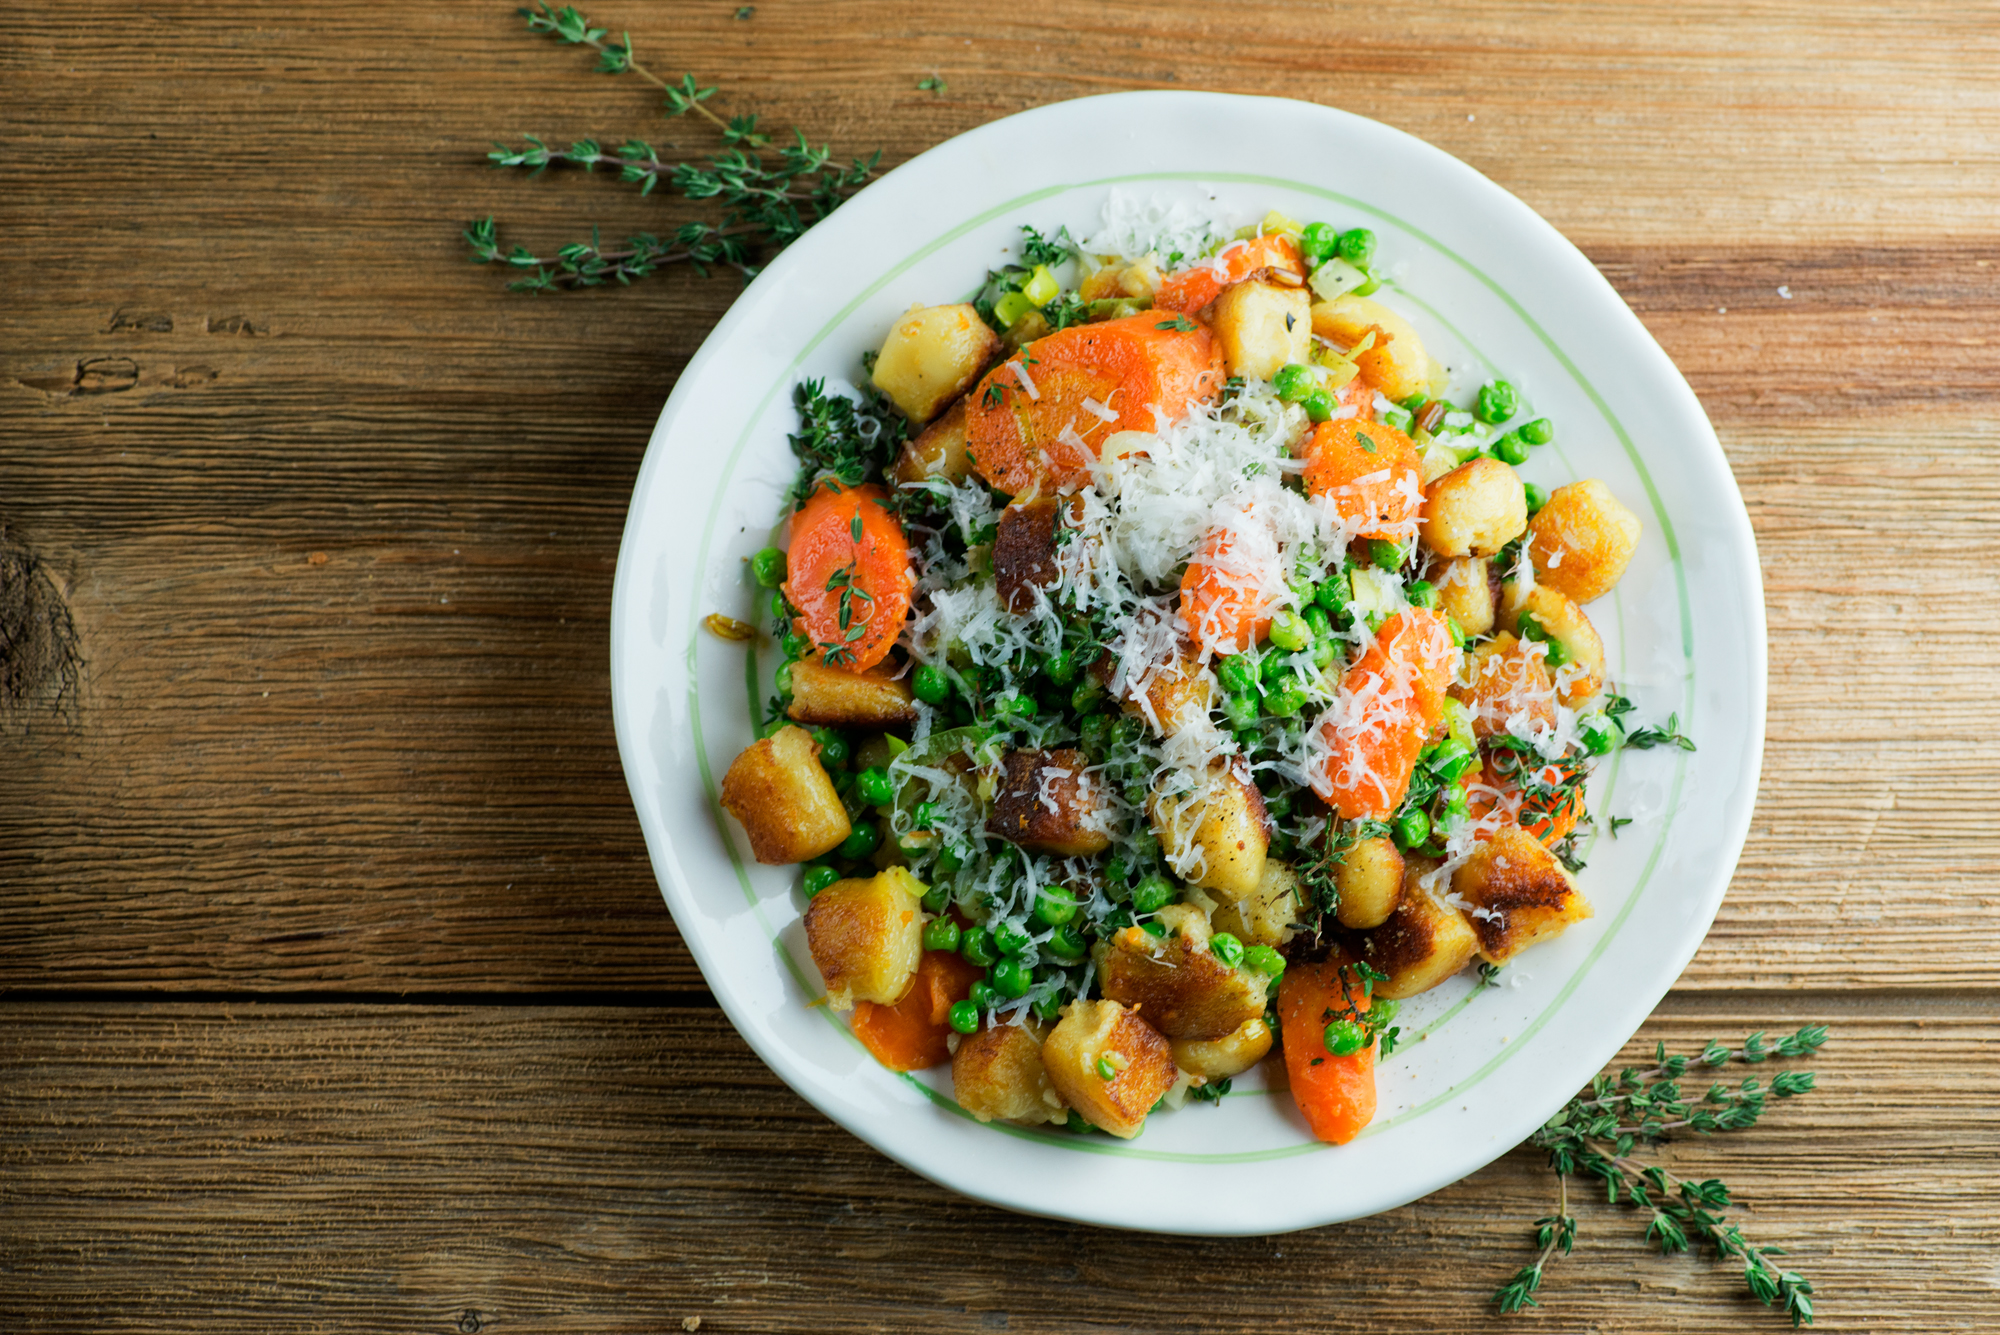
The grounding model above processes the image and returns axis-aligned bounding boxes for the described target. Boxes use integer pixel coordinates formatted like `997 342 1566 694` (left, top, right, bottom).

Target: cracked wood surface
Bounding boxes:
3 2 1997 1331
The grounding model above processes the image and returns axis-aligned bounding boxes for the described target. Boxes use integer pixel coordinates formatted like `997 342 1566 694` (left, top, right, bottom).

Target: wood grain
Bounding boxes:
1 996 1992 1334
4 2 1999 1328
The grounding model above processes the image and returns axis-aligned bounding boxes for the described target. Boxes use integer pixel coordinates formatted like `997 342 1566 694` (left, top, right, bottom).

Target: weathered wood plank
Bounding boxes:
0 996 1990 1333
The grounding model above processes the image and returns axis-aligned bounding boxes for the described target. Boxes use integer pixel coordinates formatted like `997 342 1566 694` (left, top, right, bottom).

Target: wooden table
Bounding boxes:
5 4 1996 1330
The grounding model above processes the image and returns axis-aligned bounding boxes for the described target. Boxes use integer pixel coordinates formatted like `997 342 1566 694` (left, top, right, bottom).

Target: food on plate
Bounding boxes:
714 200 1688 1145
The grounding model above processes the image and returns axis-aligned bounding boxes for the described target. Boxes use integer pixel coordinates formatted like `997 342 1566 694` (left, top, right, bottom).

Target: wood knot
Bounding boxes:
0 535 83 732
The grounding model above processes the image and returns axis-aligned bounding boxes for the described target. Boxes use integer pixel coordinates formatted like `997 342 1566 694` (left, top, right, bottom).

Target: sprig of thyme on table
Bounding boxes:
1496 1025 1828 1326
465 5 882 290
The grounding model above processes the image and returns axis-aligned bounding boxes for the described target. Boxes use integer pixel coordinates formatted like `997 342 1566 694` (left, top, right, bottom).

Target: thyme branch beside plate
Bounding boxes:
489 6 1797 1321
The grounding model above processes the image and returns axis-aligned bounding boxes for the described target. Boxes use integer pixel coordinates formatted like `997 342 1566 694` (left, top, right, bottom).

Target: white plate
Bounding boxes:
610 91 1764 1235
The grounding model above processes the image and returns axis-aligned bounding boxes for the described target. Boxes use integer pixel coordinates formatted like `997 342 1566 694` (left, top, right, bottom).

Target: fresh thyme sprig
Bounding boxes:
471 6 884 290
1496 1026 1827 1326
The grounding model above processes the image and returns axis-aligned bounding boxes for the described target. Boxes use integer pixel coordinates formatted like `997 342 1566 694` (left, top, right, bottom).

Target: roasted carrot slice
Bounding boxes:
964 312 1225 495
1298 418 1424 541
1155 233 1307 314
1178 516 1281 654
851 949 987 1072
1279 956 1378 1145
1310 609 1457 820
783 480 913 673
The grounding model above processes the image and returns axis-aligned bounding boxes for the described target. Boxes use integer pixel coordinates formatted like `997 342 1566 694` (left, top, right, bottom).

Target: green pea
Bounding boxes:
1366 539 1405 570
1032 886 1079 928
1259 653 1294 685
995 693 1036 720
760 718 790 739
1301 387 1336 423
1264 687 1307 718
1046 923 1088 961
773 663 795 699
1476 379 1520 424
1303 605 1333 640
1216 655 1256 696
1581 721 1617 756
968 979 999 1008
1308 637 1338 669
1314 573 1351 611
1235 725 1263 753
1070 678 1106 713
1044 648 1078 686
1518 417 1555 446
1095 1055 1117 1080
948 999 981 1034
912 663 950 704
1209 932 1246 968
992 957 1032 998
921 881 951 913
923 917 962 952
1400 392 1431 414
1268 610 1310 652
769 588 791 623
780 629 809 660
1299 221 1339 264
1336 228 1376 267
1131 874 1175 914
1493 432 1530 466
750 546 786 588
802 864 839 898
1066 1110 1095 1134
1103 855 1129 888
1392 807 1431 851
836 821 880 860
1243 944 1287 978
912 800 940 830
1222 690 1259 729
1031 990 1066 1022
1406 579 1440 610
1379 405 1414 433
960 926 1000 968
1272 362 1316 402
1429 737 1476 782
812 728 850 767
855 766 894 806
1324 1018 1369 1056
1372 998 1401 1026
1524 483 1550 516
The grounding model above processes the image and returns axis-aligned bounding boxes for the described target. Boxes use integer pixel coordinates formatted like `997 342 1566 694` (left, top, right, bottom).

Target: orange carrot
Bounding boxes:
1298 418 1423 541
1177 518 1279 654
1334 373 1377 422
1454 637 1558 743
964 312 1225 495
1154 233 1307 314
1279 956 1377 1145
783 480 913 674
851 949 987 1072
1310 609 1457 820
1464 756 1583 847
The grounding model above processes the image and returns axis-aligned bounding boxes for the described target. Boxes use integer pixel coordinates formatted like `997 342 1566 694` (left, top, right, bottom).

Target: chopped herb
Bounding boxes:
917 74 947 94
1155 315 1199 332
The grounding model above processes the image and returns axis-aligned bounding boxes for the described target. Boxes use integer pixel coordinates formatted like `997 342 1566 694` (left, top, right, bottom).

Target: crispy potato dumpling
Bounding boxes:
1042 999 1177 1139
871 302 1002 424
1499 582 1606 706
1310 294 1437 401
1149 763 1270 902
1117 644 1213 737
1212 859 1306 947
1527 478 1641 605
1435 556 1495 637
802 866 927 1010
993 496 1062 613
1421 457 1529 559
987 747 1112 857
888 395 973 485
952 1021 1067 1125
1212 279 1312 382
1453 825 1594 965
1453 632 1557 743
718 724 851 864
1354 866 1481 1000
1172 1016 1274 1083
1334 835 1405 930
1094 920 1269 1041
785 660 917 729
